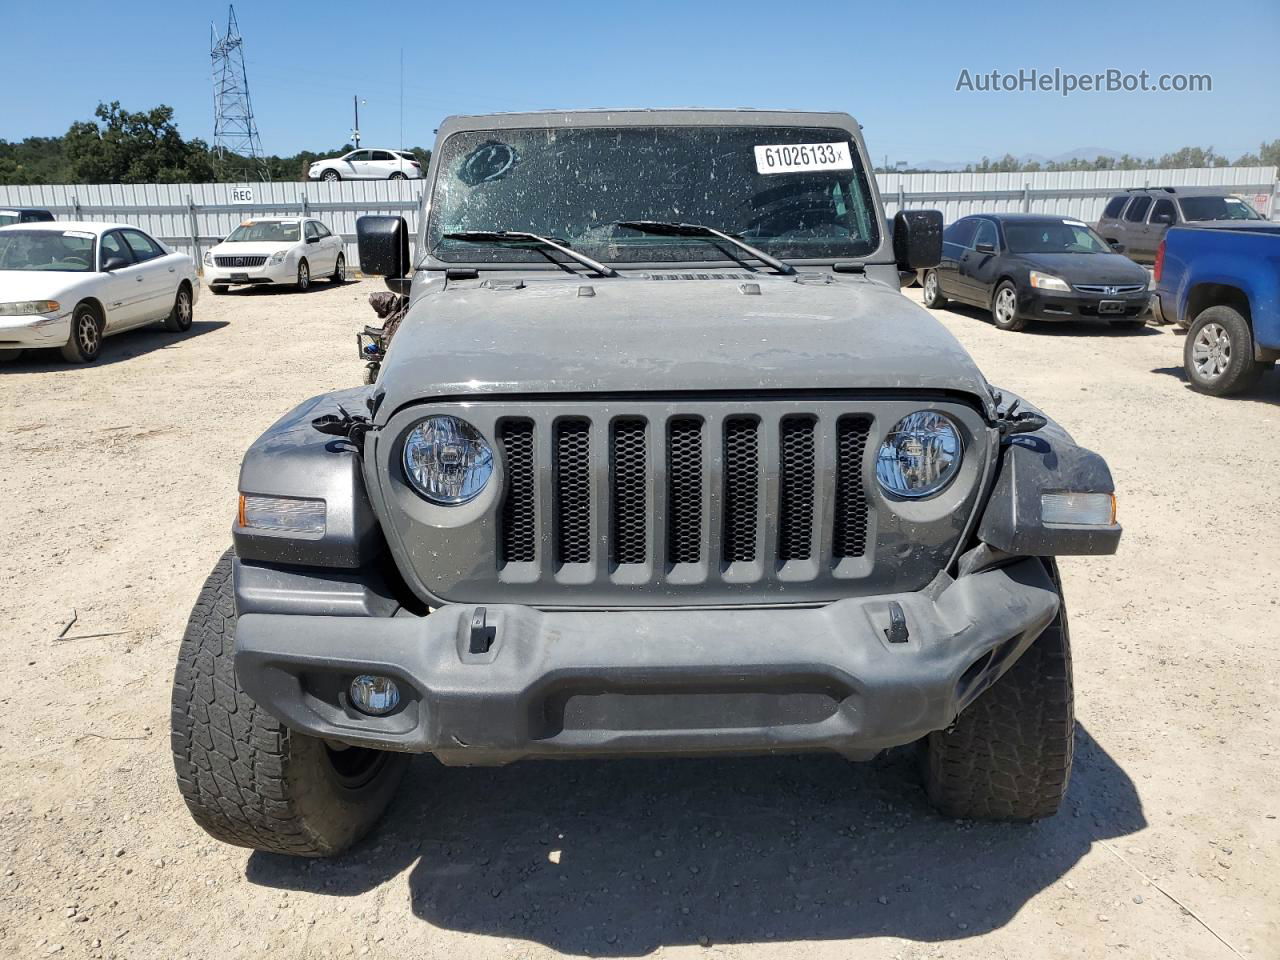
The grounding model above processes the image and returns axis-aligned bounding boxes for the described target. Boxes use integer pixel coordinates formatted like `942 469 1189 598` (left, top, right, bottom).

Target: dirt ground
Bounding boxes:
1 277 1277 960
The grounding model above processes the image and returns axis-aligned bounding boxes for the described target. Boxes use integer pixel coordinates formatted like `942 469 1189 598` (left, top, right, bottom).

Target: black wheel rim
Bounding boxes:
323 743 388 790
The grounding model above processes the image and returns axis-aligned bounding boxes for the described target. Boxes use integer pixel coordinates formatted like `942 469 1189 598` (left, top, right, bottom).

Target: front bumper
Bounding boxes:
205 261 294 287
0 311 72 348
1020 288 1151 322
234 558 1060 765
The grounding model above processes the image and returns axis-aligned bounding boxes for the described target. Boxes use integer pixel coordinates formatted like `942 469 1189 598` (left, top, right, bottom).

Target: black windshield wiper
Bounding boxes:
614 220 795 275
443 230 617 278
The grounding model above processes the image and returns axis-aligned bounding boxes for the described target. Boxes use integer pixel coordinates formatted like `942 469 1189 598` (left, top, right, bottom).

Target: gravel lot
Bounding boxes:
1 277 1277 960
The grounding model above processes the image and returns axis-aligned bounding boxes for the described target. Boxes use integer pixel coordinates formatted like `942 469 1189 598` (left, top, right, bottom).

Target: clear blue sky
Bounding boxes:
2 0 1276 164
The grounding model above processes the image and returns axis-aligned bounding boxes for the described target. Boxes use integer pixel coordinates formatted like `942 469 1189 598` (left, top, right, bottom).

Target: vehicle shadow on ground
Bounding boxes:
944 303 1162 337
247 724 1144 955
0 320 228 372
218 278 349 296
1150 364 1280 405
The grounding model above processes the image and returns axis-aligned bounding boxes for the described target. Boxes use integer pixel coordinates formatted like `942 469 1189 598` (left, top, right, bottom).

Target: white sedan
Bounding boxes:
307 149 423 181
0 221 198 364
203 218 346 294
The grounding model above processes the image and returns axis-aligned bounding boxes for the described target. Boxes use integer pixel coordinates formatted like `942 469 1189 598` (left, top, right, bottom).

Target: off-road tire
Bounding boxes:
364 361 380 385
330 253 346 284
924 560 1073 820
61 302 103 362
922 269 947 309
164 283 193 332
991 280 1029 332
171 550 409 856
1184 305 1270 396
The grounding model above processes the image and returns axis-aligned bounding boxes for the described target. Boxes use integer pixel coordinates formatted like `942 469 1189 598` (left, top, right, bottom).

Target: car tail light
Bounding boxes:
1153 240 1165 283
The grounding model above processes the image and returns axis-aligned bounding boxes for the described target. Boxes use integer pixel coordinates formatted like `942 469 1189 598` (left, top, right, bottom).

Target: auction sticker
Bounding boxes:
755 142 852 175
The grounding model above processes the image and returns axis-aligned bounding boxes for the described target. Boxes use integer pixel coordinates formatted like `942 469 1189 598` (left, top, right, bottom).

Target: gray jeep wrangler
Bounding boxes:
171 110 1121 857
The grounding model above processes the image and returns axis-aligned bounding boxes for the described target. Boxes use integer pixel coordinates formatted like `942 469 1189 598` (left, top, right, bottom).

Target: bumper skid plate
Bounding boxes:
234 558 1059 764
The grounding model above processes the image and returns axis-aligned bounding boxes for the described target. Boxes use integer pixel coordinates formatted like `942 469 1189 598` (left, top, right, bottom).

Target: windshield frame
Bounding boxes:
417 111 888 272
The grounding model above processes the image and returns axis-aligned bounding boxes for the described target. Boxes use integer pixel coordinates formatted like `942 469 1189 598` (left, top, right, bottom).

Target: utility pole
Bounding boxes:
352 95 362 148
211 5 269 181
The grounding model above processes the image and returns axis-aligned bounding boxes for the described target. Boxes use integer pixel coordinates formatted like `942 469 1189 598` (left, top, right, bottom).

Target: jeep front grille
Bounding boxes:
495 409 872 579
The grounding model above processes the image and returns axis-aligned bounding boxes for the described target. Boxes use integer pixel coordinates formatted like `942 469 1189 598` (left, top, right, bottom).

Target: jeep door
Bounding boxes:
958 218 1002 303
936 218 977 301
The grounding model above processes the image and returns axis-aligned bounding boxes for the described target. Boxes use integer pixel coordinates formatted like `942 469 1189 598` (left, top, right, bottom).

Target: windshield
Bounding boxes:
1005 221 1112 254
1179 196 1261 221
427 124 880 265
0 230 96 271
225 221 300 243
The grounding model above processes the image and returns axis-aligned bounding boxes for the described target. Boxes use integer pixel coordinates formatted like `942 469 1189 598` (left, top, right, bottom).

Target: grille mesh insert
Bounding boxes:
498 420 536 563
667 418 703 564
611 419 648 564
554 419 592 564
778 417 817 561
834 416 872 558
722 418 759 562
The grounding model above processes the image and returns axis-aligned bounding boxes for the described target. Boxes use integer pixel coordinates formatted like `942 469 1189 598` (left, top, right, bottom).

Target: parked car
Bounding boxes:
170 108 1122 858
307 149 423 181
0 208 55 227
1150 223 1280 395
1095 187 1265 264
0 221 197 363
202 217 346 294
920 213 1151 331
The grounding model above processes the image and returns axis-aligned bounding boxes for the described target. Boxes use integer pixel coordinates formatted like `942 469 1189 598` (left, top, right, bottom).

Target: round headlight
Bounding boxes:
402 415 493 504
876 411 963 498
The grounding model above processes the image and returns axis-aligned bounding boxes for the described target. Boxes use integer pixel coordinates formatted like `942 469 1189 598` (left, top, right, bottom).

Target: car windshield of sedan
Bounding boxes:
1005 221 1112 254
427 124 881 265
1179 196 1261 221
0 230 96 271
225 221 300 243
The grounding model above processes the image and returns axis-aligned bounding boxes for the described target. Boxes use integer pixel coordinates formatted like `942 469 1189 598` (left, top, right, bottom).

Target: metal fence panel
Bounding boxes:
2 166 1275 269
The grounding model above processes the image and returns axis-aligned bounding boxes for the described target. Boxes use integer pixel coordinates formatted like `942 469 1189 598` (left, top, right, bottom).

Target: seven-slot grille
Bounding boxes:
1072 282 1147 295
214 255 268 267
497 412 872 575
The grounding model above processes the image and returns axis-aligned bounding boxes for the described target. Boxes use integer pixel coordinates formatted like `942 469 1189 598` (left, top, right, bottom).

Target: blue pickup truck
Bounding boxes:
1152 223 1280 395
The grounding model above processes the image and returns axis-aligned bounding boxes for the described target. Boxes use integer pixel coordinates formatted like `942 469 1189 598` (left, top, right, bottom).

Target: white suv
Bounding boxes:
308 149 423 182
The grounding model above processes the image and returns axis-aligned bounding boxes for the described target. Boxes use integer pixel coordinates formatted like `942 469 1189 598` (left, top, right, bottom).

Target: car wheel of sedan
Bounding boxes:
61 302 103 363
922 269 946 309
991 281 1028 332
330 254 346 284
321 170 341 182
296 259 311 292
389 172 407 181
1184 305 1271 396
164 283 194 332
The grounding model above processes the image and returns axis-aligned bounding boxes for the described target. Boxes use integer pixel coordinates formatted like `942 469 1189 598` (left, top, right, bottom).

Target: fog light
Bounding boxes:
349 675 400 715
1041 492 1116 526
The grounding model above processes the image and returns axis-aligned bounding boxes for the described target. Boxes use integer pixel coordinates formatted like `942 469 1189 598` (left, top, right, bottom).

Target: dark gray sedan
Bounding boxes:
920 213 1151 332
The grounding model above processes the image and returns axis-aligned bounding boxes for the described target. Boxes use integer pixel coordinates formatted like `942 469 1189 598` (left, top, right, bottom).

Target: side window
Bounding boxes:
942 219 977 248
1150 198 1177 224
313 222 331 238
1101 196 1127 219
121 229 162 262
346 150 369 162
371 150 394 161
1124 196 1152 222
973 220 998 249
99 232 134 267
304 221 319 241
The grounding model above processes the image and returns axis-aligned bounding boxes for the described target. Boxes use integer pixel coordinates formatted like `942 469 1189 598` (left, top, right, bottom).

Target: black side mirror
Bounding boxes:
1109 241 1126 254
975 241 996 254
893 209 943 270
357 215 410 278
101 254 130 272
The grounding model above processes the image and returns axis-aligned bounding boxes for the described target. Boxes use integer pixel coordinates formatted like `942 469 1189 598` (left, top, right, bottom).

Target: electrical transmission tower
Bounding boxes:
211 5 269 181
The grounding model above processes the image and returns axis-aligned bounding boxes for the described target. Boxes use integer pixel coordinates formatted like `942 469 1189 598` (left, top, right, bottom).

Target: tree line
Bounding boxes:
0 102 431 185
877 141 1280 175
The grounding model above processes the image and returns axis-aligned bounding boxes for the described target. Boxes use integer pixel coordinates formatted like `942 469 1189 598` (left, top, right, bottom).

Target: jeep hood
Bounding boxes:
376 274 991 417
